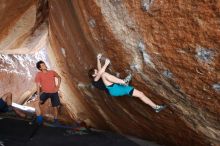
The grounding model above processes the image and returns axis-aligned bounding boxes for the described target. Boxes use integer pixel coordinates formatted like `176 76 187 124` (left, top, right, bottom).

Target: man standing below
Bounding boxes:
35 61 61 125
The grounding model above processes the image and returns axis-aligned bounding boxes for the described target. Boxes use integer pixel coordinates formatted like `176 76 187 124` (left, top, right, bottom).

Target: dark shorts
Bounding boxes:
0 98 9 113
106 84 134 97
40 92 60 107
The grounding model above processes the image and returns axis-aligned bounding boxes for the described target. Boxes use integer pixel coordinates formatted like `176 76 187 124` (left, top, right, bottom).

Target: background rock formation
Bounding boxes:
0 0 219 145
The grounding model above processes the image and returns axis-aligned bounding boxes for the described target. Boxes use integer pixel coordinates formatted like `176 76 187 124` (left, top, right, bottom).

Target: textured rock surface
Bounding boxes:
0 49 48 102
0 0 219 145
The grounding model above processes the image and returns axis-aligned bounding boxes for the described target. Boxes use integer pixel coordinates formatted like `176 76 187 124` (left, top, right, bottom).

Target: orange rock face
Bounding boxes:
0 0 219 145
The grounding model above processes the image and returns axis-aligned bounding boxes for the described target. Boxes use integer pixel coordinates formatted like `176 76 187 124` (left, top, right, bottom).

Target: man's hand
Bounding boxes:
55 85 60 92
105 58 110 65
97 53 102 60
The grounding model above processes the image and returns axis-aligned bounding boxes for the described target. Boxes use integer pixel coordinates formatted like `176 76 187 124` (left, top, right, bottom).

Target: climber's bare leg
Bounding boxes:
132 89 157 108
102 72 126 85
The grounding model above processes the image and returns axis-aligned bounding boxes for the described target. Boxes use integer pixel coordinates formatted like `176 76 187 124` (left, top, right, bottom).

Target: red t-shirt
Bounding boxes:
35 70 58 93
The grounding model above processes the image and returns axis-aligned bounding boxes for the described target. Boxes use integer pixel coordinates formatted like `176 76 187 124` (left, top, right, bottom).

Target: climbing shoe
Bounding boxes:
154 105 167 113
123 74 132 85
36 115 43 125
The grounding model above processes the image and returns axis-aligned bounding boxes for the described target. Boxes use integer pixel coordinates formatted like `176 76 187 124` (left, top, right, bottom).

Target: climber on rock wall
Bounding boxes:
88 54 166 113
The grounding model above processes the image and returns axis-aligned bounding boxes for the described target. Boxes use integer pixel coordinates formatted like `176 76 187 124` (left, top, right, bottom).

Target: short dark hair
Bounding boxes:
36 60 45 70
88 68 96 79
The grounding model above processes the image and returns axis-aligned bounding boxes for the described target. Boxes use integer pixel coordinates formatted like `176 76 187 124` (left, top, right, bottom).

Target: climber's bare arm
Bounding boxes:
94 59 110 81
97 53 102 71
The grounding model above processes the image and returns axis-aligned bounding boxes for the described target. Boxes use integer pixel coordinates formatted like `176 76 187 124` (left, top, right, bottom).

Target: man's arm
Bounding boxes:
94 58 110 81
97 53 102 71
36 82 40 98
35 74 41 99
55 72 61 91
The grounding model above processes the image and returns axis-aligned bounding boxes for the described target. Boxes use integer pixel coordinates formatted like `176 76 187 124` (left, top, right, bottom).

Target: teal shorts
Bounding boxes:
106 84 134 97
